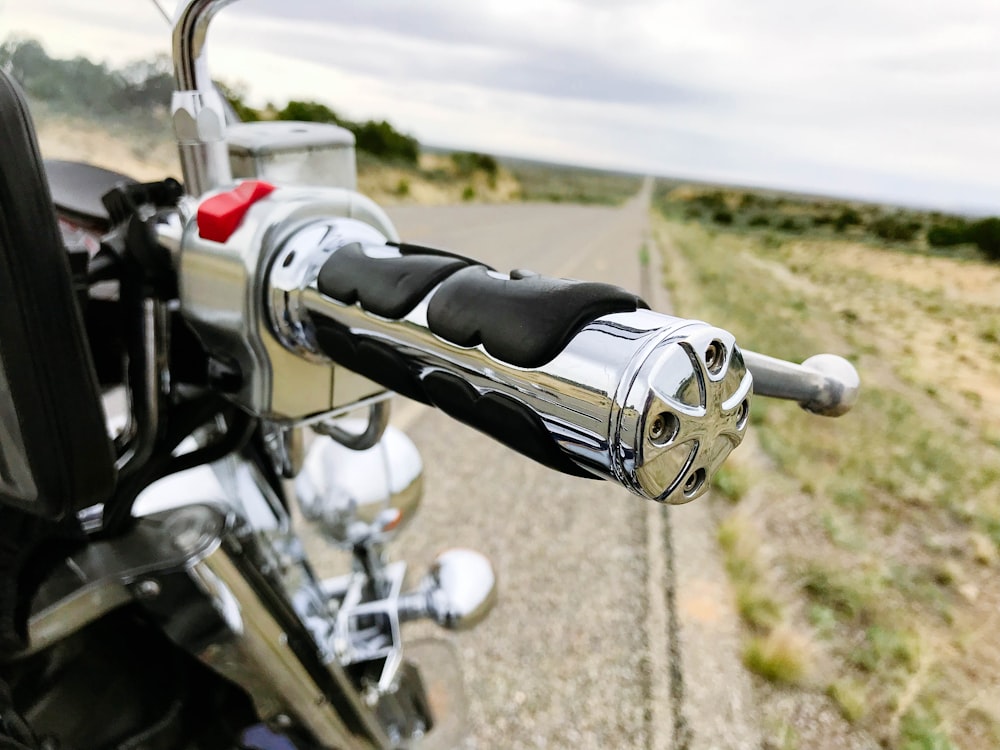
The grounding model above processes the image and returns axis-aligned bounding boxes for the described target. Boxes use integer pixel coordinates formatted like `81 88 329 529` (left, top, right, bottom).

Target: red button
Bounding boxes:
197 180 277 243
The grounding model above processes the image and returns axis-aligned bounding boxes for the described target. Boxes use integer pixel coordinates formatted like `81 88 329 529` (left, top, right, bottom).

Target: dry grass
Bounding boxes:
743 626 813 685
653 204 1000 749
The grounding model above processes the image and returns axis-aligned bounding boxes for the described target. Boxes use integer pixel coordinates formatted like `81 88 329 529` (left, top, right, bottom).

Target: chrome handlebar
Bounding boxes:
268 218 754 504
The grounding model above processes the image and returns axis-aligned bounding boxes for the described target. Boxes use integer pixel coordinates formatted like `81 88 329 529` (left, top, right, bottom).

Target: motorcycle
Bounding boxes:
0 1 859 747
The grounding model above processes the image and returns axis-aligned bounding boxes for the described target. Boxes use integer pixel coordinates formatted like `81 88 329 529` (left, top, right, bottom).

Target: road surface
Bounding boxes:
385 196 653 749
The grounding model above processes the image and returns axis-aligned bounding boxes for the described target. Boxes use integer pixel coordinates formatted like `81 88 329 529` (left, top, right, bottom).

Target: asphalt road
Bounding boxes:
380 196 661 749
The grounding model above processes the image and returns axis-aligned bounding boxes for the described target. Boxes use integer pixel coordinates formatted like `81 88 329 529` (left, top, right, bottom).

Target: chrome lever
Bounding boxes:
742 351 860 417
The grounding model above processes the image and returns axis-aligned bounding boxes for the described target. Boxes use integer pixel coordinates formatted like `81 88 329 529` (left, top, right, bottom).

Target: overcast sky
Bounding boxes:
2 0 998 213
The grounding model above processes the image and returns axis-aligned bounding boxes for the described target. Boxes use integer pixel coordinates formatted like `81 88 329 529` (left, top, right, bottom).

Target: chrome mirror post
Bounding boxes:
171 0 237 196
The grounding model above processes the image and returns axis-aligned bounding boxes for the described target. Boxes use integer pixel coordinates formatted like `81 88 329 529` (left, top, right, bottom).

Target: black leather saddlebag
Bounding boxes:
0 70 116 520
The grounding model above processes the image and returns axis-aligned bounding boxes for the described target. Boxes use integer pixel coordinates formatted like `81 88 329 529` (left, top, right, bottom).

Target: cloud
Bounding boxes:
2 0 998 211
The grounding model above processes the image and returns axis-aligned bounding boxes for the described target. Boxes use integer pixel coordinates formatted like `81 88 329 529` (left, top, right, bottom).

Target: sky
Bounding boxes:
2 0 998 213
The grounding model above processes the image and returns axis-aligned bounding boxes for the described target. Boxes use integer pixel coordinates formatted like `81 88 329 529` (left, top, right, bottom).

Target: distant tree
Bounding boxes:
116 54 174 110
451 151 498 177
696 191 727 211
0 37 174 120
352 119 419 164
778 217 803 233
276 99 344 125
870 214 918 243
927 221 970 247
276 100 419 163
834 209 862 232
712 209 734 225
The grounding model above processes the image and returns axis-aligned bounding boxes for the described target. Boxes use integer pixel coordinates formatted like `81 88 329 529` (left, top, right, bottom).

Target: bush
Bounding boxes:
712 209 734 225
748 214 770 227
695 191 727 211
927 219 972 247
778 217 803 233
834 208 862 232
971 217 1000 261
870 214 919 243
276 99 343 125
352 119 419 163
451 151 498 177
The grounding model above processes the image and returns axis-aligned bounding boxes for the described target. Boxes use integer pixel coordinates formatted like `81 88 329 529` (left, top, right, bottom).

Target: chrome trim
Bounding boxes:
186 515 386 749
16 505 224 658
115 298 169 475
296 422 424 543
166 187 397 419
269 224 752 504
313 401 390 451
742 350 860 417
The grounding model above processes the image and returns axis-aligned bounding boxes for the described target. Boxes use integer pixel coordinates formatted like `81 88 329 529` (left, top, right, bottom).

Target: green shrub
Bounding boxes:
870 214 920 243
778 217 803 233
712 209 734 225
927 219 972 247
971 217 1000 261
834 208 862 232
452 151 498 177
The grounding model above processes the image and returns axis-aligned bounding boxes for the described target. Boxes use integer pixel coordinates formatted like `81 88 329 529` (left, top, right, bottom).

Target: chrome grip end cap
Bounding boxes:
616 325 752 504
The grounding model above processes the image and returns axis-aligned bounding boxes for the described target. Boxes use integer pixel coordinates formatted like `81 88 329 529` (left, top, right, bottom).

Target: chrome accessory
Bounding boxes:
399 549 498 632
164 186 398 419
296 422 423 545
268 219 753 503
321 552 497 697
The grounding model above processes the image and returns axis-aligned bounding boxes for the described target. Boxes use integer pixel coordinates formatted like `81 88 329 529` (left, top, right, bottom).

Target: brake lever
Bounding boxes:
741 351 860 417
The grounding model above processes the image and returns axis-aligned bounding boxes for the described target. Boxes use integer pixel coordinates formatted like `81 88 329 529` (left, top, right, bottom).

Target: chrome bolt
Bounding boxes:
648 412 679 445
272 714 293 730
704 340 726 375
134 579 161 599
683 468 706 495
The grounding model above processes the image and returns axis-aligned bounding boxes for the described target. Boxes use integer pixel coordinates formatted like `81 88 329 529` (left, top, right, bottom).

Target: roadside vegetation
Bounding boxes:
3 37 641 208
659 183 1000 263
655 182 1000 749
499 158 642 206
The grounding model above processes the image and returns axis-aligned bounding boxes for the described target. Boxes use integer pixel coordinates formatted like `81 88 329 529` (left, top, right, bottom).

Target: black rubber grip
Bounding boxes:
316 242 480 319
427 265 648 368
312 318 594 478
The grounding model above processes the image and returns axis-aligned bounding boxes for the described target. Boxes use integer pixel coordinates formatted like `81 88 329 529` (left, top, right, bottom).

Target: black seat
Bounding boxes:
0 71 116 520
44 159 137 232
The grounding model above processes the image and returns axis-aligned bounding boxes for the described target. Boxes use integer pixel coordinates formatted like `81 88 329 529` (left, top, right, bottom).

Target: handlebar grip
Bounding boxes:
269 218 752 504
